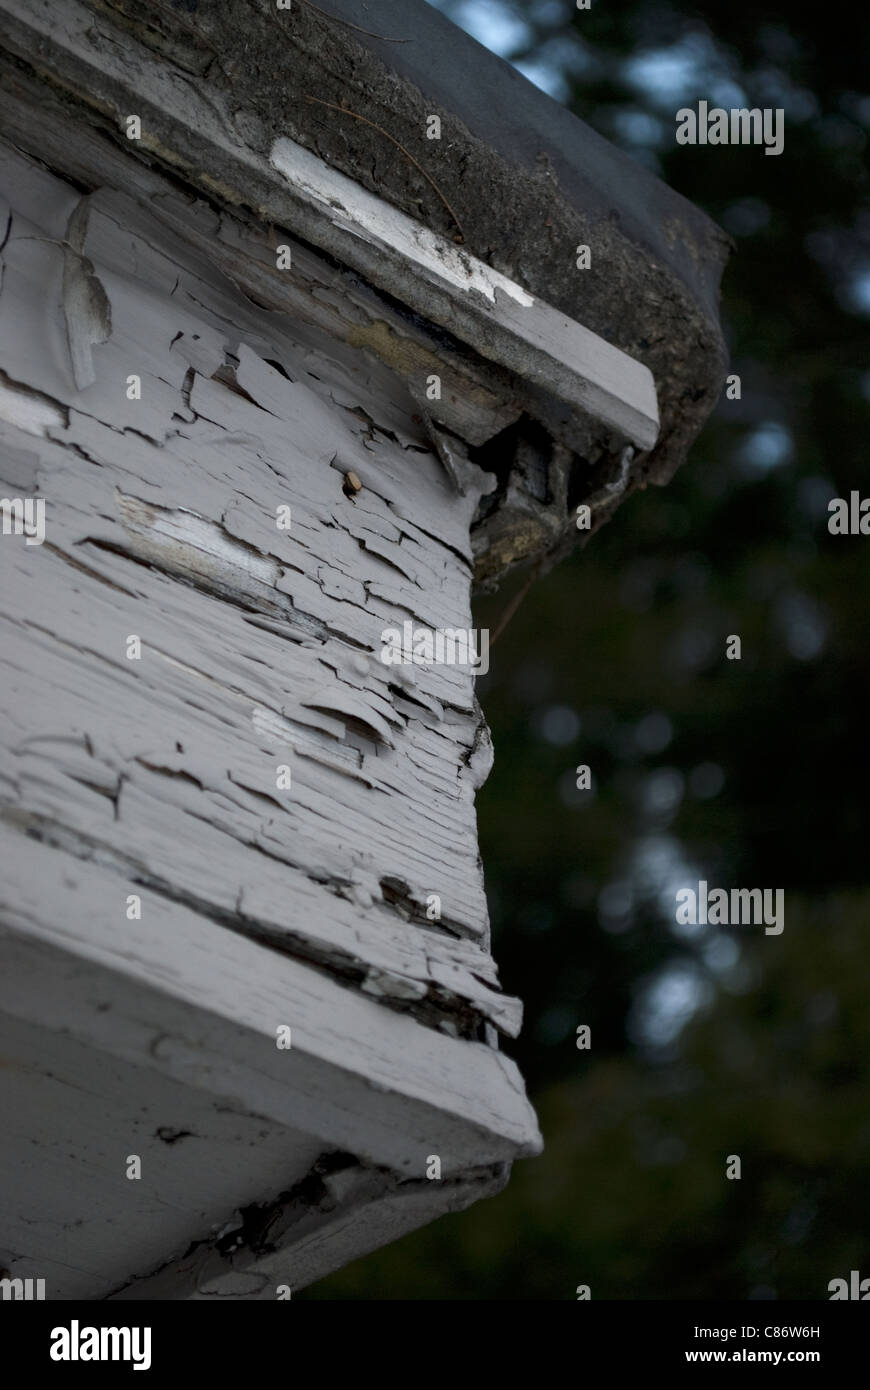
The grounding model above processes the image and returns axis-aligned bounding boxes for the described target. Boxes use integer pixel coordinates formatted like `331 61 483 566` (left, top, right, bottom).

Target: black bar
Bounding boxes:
0 1299 862 1374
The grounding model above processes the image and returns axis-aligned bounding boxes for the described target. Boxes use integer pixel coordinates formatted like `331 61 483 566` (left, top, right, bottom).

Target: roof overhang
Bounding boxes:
0 0 728 585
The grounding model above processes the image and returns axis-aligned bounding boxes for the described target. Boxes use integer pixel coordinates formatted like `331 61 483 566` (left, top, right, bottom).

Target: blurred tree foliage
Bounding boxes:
308 0 870 1298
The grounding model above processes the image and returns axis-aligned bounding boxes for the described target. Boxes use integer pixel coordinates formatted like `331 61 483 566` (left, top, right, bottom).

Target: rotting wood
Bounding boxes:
0 136 541 1297
0 0 673 586
0 0 728 1299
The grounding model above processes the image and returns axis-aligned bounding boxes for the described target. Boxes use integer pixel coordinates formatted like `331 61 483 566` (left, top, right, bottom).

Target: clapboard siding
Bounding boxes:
0 139 540 1297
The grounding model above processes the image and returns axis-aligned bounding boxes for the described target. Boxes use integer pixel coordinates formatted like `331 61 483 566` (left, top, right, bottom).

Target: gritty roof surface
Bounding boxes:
296 0 731 486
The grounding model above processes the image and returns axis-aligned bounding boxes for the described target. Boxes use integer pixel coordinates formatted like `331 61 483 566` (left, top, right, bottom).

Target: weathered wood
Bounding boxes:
0 139 540 1297
0 0 656 444
0 828 530 1298
0 0 727 1299
0 0 672 585
268 137 659 450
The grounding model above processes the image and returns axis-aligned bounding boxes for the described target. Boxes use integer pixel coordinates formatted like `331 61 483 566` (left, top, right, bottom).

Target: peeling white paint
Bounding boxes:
268 134 659 450
0 375 66 436
270 136 535 310
0 138 540 1298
